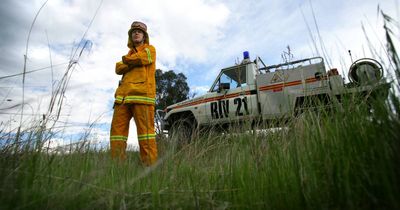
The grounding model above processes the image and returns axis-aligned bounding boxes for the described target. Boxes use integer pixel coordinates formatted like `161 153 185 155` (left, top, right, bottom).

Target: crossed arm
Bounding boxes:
115 46 156 75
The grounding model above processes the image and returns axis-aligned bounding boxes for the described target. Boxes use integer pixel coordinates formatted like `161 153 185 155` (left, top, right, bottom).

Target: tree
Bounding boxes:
155 69 190 110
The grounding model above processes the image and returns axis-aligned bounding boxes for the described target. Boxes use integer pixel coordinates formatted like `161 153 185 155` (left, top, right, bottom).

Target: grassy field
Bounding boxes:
1 91 399 209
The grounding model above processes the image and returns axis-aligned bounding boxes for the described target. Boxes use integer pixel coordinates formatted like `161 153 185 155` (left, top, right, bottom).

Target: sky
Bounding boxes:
0 0 399 150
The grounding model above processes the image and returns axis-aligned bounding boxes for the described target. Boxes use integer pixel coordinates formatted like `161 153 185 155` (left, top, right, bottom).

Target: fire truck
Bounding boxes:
157 51 390 139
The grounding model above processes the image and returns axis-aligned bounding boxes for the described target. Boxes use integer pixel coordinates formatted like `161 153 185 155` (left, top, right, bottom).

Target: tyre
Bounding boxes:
169 117 196 146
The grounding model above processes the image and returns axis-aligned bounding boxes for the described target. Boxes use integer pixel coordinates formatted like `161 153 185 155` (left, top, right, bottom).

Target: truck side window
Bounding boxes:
220 73 238 88
211 66 247 92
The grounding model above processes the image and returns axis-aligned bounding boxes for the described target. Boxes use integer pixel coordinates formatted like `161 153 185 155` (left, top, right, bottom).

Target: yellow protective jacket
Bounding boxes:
114 40 156 105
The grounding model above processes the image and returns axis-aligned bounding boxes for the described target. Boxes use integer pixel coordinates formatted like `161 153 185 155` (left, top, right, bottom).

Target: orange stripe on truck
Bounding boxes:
259 76 328 92
171 76 327 110
172 92 251 110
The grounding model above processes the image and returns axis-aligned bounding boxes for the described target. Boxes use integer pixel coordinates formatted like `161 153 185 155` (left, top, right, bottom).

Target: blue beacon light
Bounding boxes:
243 51 250 60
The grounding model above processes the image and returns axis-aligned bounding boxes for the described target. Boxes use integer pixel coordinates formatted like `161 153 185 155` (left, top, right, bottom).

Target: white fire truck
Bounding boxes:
158 52 390 138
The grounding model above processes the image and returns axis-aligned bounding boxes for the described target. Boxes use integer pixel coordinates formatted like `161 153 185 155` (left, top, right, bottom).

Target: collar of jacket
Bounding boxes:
129 43 148 54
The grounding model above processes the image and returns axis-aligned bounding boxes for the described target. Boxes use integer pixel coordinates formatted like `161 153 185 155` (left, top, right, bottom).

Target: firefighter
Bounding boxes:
110 21 157 165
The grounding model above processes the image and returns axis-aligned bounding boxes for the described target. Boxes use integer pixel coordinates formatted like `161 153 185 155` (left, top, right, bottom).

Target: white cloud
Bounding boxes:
147 0 230 68
191 85 210 95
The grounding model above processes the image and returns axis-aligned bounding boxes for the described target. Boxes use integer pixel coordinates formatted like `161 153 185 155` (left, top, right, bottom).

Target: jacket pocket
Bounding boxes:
126 69 146 83
127 82 147 95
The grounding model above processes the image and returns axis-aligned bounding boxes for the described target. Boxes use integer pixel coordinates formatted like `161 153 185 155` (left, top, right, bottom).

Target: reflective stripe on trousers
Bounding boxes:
114 95 155 105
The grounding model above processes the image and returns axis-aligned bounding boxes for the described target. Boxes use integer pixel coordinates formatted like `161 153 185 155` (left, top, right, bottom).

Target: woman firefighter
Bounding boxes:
110 21 157 165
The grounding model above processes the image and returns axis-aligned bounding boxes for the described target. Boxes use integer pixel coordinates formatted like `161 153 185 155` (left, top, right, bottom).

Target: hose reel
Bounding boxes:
348 58 383 85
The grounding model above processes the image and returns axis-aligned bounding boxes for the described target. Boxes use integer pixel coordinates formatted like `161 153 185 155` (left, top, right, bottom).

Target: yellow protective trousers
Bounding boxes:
110 103 157 165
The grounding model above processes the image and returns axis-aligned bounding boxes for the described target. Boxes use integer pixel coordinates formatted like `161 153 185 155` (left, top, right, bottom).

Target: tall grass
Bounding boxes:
1 8 400 210
1 91 399 209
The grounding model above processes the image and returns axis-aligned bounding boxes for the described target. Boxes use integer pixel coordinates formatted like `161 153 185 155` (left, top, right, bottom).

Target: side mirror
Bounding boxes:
218 82 230 93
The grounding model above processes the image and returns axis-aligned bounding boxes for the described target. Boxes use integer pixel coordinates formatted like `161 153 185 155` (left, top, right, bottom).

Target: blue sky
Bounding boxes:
0 0 398 149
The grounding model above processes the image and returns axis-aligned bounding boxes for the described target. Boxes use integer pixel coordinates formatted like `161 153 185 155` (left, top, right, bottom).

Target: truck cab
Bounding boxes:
203 58 259 125
162 54 259 132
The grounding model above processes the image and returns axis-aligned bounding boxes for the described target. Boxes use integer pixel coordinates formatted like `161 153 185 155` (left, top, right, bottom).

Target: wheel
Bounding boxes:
169 117 196 146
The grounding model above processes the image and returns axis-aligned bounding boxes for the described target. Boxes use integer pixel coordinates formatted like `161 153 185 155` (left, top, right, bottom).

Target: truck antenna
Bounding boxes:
281 45 294 63
348 50 354 63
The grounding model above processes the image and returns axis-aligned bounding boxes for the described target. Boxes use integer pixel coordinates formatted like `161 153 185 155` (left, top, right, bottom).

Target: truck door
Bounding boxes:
205 64 255 124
